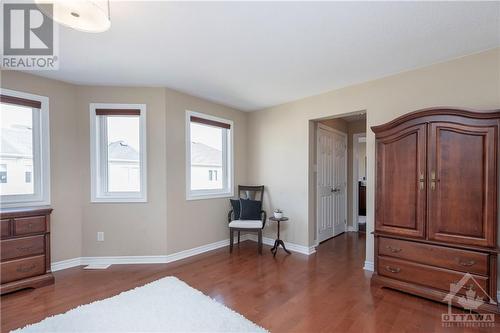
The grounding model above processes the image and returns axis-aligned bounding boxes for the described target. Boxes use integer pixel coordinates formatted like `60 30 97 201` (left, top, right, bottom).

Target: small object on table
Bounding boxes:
268 216 291 257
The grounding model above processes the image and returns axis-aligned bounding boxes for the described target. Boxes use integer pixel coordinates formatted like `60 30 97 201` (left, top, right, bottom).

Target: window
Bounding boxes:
90 104 147 202
186 111 233 200
0 89 50 207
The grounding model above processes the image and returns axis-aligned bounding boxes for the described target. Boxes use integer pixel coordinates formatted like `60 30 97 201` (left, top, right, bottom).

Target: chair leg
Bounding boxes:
238 231 240 244
230 229 234 253
258 230 263 255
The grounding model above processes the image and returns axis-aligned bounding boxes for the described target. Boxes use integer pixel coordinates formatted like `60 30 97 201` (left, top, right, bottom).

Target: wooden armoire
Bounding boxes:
371 108 500 313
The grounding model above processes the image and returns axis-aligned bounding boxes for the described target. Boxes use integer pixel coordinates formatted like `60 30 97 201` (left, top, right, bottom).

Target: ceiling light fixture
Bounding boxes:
36 0 111 33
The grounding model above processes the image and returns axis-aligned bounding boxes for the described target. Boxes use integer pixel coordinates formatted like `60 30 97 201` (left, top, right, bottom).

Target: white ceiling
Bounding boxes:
30 1 500 111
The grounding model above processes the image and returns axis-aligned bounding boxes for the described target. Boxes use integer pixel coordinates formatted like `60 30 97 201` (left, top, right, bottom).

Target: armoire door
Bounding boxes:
427 122 497 247
375 124 427 238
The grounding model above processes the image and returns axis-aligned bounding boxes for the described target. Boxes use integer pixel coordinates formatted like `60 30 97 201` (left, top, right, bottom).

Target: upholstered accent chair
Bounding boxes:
228 185 266 254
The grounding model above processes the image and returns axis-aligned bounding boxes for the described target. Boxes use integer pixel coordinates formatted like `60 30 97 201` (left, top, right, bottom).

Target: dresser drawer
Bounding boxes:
378 237 488 275
1 219 10 239
378 256 489 299
13 216 46 236
1 236 45 261
0 255 46 284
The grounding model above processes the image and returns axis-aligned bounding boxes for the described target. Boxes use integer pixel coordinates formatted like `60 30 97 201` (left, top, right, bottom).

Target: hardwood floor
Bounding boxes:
2 233 498 332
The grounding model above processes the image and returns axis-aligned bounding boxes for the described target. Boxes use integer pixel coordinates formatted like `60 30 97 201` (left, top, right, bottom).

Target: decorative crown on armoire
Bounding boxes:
371 107 500 314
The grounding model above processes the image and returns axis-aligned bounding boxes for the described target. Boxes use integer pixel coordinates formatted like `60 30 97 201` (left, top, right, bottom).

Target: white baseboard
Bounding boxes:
246 234 316 255
347 226 357 232
46 243 500 301
51 257 83 272
363 260 374 272
51 238 230 272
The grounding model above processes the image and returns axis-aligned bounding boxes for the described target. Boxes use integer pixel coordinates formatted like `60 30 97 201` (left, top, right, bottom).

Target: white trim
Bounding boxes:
50 235 317 272
51 238 231 272
89 103 147 203
0 88 51 208
246 234 316 255
363 260 374 272
347 226 357 232
185 110 234 201
352 132 366 232
51 257 82 272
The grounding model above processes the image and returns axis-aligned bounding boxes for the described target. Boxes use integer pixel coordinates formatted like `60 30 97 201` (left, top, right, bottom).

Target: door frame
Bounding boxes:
352 132 366 232
316 123 348 244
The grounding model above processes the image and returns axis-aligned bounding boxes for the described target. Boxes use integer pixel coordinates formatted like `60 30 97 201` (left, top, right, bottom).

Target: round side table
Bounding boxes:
268 217 291 257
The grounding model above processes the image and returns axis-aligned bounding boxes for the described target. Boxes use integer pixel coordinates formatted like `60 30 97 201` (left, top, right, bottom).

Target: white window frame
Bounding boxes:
186 110 234 200
0 89 50 208
90 103 147 203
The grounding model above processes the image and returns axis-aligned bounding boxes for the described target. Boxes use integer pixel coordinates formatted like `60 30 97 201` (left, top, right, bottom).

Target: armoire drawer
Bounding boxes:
1 219 10 239
13 216 46 236
378 237 488 275
1 235 45 261
378 256 489 299
0 255 46 284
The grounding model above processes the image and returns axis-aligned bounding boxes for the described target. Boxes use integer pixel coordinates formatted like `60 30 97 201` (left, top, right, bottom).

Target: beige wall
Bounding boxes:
1 71 247 260
76 86 168 256
164 89 248 254
2 48 499 273
1 71 82 262
248 48 500 269
319 118 348 132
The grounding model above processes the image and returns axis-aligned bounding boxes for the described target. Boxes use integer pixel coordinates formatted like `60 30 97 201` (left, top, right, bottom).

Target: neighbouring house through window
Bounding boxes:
208 169 218 181
186 111 233 200
0 164 7 184
90 104 147 202
0 90 50 207
25 165 32 183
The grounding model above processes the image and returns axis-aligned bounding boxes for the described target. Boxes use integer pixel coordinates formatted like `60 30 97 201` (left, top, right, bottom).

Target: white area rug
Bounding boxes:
13 277 268 333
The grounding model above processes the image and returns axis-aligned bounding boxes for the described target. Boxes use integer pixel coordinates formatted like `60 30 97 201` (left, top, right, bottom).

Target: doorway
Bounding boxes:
312 112 366 245
353 133 367 233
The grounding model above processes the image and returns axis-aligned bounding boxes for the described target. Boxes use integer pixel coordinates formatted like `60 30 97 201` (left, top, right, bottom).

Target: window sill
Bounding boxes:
0 200 51 209
186 192 233 201
91 197 147 203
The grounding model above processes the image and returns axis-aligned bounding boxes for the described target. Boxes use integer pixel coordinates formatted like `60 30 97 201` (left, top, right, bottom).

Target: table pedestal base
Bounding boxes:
271 239 291 257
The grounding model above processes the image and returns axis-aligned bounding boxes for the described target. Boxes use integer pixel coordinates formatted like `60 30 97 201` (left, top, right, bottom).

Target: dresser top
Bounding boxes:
0 207 53 219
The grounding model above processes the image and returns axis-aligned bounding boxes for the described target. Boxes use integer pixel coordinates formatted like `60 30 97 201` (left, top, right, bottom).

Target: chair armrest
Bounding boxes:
260 210 267 229
228 210 234 223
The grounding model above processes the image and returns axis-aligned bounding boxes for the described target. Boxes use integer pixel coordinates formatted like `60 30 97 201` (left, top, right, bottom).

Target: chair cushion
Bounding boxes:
239 198 262 220
229 220 263 229
229 199 243 219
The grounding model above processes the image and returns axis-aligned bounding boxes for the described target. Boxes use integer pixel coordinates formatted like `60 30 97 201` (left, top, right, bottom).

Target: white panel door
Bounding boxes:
317 125 347 243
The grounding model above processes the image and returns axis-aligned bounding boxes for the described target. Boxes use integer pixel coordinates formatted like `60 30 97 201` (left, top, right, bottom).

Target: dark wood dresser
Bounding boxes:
371 108 500 313
1 208 54 294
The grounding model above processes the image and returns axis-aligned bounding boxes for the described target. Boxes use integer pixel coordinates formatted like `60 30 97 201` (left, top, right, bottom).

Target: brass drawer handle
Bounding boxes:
16 264 36 273
431 171 440 191
16 246 34 252
386 245 402 253
418 173 425 190
458 259 476 267
385 266 401 273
